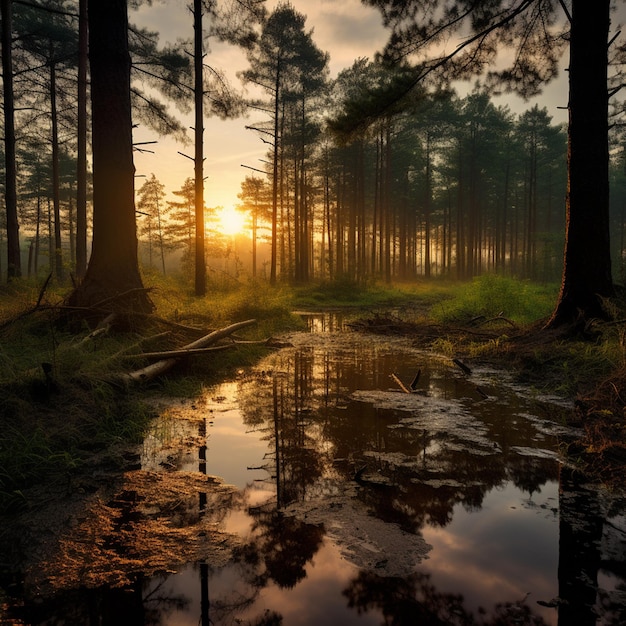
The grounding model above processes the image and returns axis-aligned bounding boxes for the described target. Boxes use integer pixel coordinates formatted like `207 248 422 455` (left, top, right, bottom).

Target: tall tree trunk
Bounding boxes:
50 55 64 282
252 201 257 278
357 141 367 281
76 0 88 280
1 0 20 279
383 123 392 283
324 160 333 279
547 0 613 327
424 133 432 278
69 0 151 313
194 0 206 296
347 147 357 280
270 57 281 285
34 194 41 276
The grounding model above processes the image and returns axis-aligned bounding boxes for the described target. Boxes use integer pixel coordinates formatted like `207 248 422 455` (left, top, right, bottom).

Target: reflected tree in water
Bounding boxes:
343 570 550 626
236 510 324 589
557 467 626 626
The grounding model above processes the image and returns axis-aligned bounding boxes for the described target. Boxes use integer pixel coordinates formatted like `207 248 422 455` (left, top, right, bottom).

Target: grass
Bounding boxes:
148 272 304 337
430 274 559 325
0 273 302 512
291 277 452 311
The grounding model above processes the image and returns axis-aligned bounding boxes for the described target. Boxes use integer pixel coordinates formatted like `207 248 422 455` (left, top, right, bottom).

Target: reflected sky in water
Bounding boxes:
139 314 578 625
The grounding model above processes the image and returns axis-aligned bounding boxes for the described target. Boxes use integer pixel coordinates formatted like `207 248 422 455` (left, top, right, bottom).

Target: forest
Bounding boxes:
1 1 625 302
2 2 626 624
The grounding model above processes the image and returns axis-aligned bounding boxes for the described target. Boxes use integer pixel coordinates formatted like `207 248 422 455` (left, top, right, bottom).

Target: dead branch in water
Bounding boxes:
390 373 411 394
453 358 472 375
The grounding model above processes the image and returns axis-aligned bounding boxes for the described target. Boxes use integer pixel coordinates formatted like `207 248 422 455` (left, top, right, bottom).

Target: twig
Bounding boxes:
78 312 117 344
453 358 472 375
0 274 55 331
90 287 154 310
410 369 421 390
390 373 411 393
36 272 53 307
479 314 517 328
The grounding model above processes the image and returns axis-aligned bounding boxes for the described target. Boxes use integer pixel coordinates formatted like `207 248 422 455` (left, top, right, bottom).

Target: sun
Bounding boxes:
217 206 246 236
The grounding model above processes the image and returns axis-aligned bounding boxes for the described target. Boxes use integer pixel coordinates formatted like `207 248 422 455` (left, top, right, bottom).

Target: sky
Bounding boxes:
130 0 572 216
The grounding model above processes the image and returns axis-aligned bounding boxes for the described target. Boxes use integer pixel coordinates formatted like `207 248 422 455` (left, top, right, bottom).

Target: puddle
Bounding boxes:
3 312 626 625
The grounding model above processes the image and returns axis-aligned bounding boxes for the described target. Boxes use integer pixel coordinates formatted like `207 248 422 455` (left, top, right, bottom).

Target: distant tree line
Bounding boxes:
240 71 569 284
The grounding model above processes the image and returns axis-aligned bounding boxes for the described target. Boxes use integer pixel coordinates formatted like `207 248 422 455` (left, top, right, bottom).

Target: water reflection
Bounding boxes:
4 324 625 625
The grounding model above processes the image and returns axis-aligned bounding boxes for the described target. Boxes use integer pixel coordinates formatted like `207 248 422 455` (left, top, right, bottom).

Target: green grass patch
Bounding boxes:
148 274 303 337
431 275 559 325
291 277 452 311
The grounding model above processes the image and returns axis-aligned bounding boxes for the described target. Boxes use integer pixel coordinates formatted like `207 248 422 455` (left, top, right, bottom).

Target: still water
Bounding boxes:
6 314 626 625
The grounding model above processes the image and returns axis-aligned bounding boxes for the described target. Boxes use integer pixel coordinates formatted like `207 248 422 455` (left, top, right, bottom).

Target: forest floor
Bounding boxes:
1 278 625 513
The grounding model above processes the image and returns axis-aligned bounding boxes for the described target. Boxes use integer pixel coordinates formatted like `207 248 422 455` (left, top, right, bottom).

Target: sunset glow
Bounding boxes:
216 206 246 236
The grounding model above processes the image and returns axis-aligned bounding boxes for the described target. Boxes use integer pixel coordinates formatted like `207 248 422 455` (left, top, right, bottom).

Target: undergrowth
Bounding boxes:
0 274 299 512
292 277 450 311
431 274 558 325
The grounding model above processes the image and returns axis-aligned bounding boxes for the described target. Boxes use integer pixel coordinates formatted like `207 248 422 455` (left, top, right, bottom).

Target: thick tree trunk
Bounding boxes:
1 0 21 279
194 0 206 296
546 0 613 327
75 0 88 280
69 0 152 313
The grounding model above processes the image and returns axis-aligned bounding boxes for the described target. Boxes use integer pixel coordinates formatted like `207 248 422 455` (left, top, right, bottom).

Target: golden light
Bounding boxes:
217 206 246 236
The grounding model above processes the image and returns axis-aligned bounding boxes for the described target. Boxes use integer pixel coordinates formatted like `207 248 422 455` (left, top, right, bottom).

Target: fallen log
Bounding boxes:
118 319 256 384
124 344 234 360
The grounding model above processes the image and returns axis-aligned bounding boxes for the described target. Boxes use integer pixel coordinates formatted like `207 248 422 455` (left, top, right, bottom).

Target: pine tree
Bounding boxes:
137 174 169 274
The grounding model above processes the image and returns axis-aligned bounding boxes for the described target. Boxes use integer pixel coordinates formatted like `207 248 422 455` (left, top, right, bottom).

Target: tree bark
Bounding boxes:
1 0 21 279
69 0 152 313
546 0 613 327
75 0 88 280
194 0 206 296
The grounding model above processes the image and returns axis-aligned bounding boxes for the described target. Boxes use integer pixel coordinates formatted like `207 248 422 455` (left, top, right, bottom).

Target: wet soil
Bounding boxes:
352 312 626 486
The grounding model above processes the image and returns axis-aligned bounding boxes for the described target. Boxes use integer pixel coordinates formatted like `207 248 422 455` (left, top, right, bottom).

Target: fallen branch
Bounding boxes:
390 373 411 394
410 369 421 390
36 272 53 307
453 358 472 375
90 287 154 311
124 344 233 360
78 312 117 345
479 314 517 328
118 319 256 384
0 273 54 332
